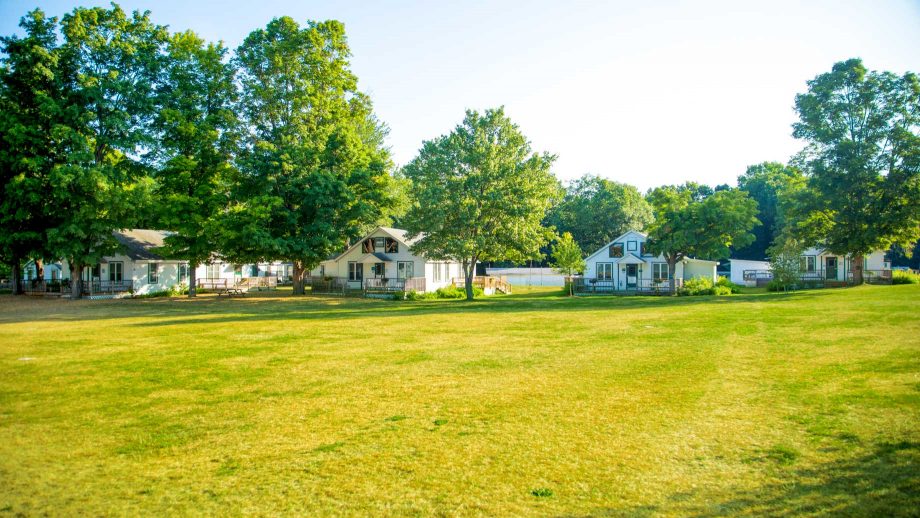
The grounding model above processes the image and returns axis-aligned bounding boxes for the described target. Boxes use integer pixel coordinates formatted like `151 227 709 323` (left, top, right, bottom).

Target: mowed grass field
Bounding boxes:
0 285 918 516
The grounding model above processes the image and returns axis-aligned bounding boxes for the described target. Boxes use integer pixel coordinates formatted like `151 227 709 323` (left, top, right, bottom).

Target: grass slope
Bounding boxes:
0 286 918 516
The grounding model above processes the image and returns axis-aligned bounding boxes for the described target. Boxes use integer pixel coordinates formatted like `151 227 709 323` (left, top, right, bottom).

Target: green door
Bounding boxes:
826 257 838 280
626 264 638 289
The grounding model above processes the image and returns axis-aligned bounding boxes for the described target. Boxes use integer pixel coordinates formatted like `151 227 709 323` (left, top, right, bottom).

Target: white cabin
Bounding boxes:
581 230 717 292
312 227 463 293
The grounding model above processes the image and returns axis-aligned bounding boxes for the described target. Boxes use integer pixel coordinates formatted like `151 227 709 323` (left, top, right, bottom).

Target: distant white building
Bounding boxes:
485 267 565 287
728 259 771 287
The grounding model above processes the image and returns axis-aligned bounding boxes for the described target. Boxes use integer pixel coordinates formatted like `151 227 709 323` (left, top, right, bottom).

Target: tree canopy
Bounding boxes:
645 184 759 292
734 162 803 260
547 174 653 254
227 17 393 294
790 58 920 283
402 107 561 300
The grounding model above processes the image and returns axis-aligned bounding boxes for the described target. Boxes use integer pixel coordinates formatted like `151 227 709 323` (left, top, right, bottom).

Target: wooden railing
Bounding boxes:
237 277 277 290
82 280 133 295
197 278 228 290
743 269 893 286
22 279 69 295
452 276 512 294
573 277 683 295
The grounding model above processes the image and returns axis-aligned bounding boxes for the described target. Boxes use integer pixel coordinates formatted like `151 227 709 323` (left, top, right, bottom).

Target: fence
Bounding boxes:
572 277 683 296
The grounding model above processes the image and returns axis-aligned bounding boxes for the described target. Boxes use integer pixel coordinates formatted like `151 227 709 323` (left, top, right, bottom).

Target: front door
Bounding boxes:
626 264 638 289
826 257 838 280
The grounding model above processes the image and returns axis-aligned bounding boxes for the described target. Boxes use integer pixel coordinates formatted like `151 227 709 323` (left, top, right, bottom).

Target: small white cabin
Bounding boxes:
581 230 717 293
799 248 890 282
312 227 462 293
728 259 771 287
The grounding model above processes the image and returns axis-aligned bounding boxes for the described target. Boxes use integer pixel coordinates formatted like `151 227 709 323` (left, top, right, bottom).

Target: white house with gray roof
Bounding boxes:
311 226 463 293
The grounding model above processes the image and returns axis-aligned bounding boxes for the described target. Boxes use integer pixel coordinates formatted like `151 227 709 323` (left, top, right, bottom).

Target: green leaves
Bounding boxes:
402 107 561 299
791 58 920 260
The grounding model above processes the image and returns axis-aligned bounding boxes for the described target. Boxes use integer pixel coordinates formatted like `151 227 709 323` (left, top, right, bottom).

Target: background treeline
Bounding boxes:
1 5 918 300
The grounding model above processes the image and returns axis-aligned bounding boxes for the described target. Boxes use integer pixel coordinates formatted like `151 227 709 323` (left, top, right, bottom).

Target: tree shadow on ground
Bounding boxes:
588 440 920 517
0 288 839 327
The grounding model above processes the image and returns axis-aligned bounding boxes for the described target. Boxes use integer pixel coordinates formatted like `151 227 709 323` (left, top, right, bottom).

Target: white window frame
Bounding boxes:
652 263 670 281
348 261 363 281
597 263 614 280
148 263 159 284
109 261 123 282
397 261 414 279
178 263 188 283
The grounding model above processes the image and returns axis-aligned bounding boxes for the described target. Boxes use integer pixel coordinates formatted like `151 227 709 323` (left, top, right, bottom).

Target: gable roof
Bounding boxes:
324 226 426 263
113 229 173 261
585 230 648 262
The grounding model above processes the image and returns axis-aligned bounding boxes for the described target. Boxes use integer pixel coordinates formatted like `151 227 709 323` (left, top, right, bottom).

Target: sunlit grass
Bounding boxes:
0 285 917 516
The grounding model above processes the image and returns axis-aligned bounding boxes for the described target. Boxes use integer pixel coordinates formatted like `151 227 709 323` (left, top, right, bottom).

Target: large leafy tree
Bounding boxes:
45 5 165 298
546 174 653 253
0 10 65 294
791 58 920 284
645 184 760 293
230 17 392 295
402 107 561 300
152 31 238 297
734 162 803 260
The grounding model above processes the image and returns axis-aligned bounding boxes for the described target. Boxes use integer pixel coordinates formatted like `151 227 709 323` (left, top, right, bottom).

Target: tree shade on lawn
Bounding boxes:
0 285 917 515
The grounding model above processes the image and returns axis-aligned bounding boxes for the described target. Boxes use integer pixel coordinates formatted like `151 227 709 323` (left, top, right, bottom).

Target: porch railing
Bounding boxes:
743 269 893 286
573 277 683 295
82 279 133 295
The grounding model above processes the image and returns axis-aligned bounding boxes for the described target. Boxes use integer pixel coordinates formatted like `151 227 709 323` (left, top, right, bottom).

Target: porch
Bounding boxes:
309 276 427 296
572 277 684 296
743 269 892 287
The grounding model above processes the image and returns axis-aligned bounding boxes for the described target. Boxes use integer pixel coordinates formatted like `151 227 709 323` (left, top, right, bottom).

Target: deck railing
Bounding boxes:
573 277 683 295
743 269 893 286
82 279 133 295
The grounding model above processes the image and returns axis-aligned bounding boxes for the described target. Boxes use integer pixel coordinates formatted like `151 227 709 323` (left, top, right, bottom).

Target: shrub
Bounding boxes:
679 276 714 296
712 285 733 296
715 276 743 294
892 270 920 285
400 285 485 301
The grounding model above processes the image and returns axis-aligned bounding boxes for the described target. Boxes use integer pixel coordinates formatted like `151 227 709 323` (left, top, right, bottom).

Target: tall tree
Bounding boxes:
645 184 760 293
152 31 238 297
45 5 165 298
0 10 63 295
230 17 393 295
734 162 803 260
791 58 920 284
402 107 561 300
546 174 653 253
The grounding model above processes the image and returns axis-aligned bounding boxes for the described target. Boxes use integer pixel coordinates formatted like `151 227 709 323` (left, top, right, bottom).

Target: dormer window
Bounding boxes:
627 241 637 252
609 244 624 258
374 237 386 250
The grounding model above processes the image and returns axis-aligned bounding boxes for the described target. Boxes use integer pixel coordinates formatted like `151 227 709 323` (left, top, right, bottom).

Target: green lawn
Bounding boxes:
1 285 918 516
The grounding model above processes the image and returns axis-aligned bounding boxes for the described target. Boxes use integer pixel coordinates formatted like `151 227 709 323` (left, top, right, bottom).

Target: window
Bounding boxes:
178 263 188 283
83 265 101 282
386 239 399 253
374 237 386 251
362 239 374 253
348 261 363 281
652 263 670 281
598 263 614 280
397 261 414 279
608 244 624 258
250 264 259 277
319 265 325 277
627 241 637 252
371 262 385 277
148 263 159 284
800 256 816 272
433 262 450 282
109 262 123 282
207 263 220 279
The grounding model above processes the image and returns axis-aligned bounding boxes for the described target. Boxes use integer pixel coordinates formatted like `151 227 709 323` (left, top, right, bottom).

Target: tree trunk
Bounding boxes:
35 258 44 281
292 260 306 295
11 259 23 295
667 258 678 295
71 260 84 300
851 254 864 285
463 260 475 301
188 261 198 298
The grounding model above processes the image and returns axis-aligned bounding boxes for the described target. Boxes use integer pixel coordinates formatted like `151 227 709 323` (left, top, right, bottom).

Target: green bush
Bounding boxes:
715 276 743 294
679 276 714 296
400 285 484 301
712 285 733 296
892 270 920 284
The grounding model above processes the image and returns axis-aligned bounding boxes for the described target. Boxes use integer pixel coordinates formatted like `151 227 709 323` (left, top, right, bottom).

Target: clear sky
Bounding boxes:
2 0 919 190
